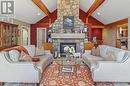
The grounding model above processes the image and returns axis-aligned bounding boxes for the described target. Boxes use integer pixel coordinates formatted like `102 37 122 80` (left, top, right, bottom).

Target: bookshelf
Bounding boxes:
0 21 18 50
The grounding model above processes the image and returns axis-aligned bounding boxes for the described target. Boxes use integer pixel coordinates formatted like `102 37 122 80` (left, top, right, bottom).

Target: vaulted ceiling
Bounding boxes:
15 0 130 24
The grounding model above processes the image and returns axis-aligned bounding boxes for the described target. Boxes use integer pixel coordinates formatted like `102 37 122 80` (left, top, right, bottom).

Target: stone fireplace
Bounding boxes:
51 0 87 57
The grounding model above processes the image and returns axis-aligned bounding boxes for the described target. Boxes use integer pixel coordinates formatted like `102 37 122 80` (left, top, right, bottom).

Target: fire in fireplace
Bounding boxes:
60 43 76 57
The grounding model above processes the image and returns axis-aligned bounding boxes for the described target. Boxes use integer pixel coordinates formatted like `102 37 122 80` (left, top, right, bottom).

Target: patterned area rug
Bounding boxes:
39 62 113 86
1 62 114 86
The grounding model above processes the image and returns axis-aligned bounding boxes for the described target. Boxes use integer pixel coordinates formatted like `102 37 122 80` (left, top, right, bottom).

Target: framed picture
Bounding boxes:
63 16 74 29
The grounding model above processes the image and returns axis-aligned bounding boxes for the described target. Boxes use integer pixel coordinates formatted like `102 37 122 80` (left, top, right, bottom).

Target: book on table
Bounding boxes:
62 65 73 72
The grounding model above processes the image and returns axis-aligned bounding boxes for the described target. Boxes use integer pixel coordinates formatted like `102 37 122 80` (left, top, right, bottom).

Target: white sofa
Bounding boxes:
82 45 130 82
0 45 53 83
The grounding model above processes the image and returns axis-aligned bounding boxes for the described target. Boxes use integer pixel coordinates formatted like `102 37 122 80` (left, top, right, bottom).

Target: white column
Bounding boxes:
28 26 31 45
128 18 130 50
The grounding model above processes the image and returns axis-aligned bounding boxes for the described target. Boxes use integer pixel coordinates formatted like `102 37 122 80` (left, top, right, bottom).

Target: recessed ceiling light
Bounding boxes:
37 13 41 16
97 12 101 15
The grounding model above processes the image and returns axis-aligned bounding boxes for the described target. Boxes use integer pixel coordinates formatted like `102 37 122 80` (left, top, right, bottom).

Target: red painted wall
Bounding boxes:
88 16 104 26
92 28 102 40
88 16 103 40
79 9 86 23
30 10 57 45
30 9 104 45
30 26 37 45
79 9 103 41
31 23 49 45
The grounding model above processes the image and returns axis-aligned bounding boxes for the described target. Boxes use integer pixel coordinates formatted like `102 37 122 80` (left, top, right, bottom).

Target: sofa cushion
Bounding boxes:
107 47 125 62
9 50 20 62
90 60 98 71
115 51 125 62
3 46 29 54
106 49 116 61
23 45 35 57
44 50 51 54
82 54 103 69
121 52 130 62
83 54 103 61
103 53 115 61
87 55 103 61
35 48 45 56
91 46 100 56
19 51 32 62
91 47 97 56
99 45 109 57
35 55 52 73
96 46 100 56
85 50 91 54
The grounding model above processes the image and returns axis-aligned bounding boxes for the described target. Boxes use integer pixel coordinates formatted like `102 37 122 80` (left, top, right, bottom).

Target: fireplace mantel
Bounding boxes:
51 33 85 39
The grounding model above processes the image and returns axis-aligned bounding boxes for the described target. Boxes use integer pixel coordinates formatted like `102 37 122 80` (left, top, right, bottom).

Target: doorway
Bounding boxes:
116 24 128 49
37 28 46 48
21 26 28 46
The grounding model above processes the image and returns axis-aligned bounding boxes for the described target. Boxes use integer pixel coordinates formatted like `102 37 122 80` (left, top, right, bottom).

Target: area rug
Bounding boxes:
1 62 114 86
40 62 114 86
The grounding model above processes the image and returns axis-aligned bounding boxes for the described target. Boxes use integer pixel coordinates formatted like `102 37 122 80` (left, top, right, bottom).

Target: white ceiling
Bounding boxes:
14 0 95 24
15 0 45 24
14 0 130 24
92 0 130 24
41 0 57 13
80 0 95 13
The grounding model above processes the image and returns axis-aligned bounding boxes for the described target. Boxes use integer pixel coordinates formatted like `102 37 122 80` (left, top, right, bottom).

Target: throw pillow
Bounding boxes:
14 46 29 55
96 46 100 56
9 50 20 62
19 51 32 62
106 49 116 61
91 47 97 56
115 51 125 62
35 48 45 56
99 45 108 57
103 53 115 61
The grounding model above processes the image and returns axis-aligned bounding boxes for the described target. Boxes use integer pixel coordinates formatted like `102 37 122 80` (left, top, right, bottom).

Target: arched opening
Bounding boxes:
21 26 28 46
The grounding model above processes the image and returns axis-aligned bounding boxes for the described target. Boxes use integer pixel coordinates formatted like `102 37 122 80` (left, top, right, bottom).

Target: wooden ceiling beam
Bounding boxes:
32 0 51 17
92 25 104 28
105 18 128 27
86 0 105 18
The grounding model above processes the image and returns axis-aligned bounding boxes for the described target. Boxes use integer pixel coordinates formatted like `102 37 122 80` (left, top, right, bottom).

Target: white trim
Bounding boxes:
20 26 30 46
37 28 47 48
51 33 85 39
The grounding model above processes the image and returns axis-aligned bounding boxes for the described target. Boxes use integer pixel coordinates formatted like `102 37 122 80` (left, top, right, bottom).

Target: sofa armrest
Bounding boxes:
44 50 51 54
93 61 118 69
92 61 123 73
0 61 40 83
35 48 51 56
91 60 130 82
7 62 40 71
84 50 91 54
35 49 45 56
97 61 116 63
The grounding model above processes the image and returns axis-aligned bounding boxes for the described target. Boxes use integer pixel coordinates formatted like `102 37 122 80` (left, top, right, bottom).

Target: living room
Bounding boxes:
0 0 130 86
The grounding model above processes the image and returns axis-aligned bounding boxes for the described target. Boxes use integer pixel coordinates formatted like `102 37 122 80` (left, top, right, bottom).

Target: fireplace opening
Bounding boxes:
60 43 76 57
